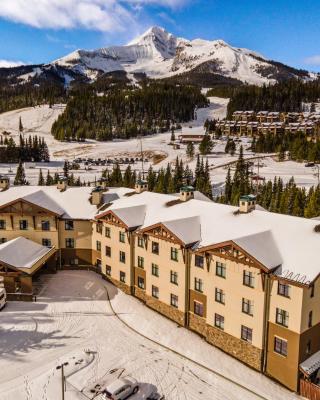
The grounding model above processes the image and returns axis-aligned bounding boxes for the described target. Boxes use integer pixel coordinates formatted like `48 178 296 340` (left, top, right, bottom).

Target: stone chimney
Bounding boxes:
57 176 68 191
0 175 10 191
99 177 108 190
239 194 256 213
91 186 104 206
180 186 195 202
135 180 148 194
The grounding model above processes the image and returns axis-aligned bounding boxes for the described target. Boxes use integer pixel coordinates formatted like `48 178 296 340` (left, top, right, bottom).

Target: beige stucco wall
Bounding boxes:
59 220 92 250
135 236 187 313
0 213 59 247
190 253 266 349
269 278 303 334
301 276 320 333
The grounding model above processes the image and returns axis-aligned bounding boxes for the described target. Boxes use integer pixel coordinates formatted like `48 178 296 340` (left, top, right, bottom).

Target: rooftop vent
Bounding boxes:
135 179 148 194
57 176 68 191
0 175 10 191
239 194 256 213
180 186 194 202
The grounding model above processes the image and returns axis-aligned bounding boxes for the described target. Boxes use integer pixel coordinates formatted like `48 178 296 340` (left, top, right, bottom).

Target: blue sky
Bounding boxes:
0 0 320 71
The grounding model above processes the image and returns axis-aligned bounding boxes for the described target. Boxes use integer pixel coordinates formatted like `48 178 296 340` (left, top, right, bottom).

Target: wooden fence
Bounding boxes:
300 379 320 400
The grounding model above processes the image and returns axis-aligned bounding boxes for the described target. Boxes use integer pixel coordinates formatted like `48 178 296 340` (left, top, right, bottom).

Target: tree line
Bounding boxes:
0 134 50 163
217 147 320 218
51 83 209 141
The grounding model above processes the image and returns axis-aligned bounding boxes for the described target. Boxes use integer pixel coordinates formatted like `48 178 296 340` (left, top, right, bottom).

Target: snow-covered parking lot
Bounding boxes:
0 271 300 400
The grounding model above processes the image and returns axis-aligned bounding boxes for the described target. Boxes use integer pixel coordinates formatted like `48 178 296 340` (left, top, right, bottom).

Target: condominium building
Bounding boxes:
1 179 320 396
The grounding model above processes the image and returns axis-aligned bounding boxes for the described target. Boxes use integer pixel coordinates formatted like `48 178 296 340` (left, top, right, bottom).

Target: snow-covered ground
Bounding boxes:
0 99 319 189
0 270 301 400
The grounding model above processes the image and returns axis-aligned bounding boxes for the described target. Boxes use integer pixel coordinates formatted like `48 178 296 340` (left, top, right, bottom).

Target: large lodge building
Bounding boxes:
1 176 320 396
216 110 320 137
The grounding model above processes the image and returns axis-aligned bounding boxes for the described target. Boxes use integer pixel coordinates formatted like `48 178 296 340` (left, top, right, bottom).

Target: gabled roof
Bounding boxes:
163 216 201 246
22 190 65 215
112 205 146 229
0 237 54 272
233 231 282 270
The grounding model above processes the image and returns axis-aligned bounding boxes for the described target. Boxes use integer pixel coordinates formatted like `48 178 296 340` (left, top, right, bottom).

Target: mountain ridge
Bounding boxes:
1 26 317 87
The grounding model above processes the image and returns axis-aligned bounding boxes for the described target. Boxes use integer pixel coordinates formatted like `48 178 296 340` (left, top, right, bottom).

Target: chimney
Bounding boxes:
239 194 256 213
99 177 108 190
0 175 10 191
91 186 104 206
57 176 68 191
135 179 148 194
180 186 195 202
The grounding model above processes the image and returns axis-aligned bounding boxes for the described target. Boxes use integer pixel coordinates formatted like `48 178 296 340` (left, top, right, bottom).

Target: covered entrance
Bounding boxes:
300 351 320 400
0 236 56 301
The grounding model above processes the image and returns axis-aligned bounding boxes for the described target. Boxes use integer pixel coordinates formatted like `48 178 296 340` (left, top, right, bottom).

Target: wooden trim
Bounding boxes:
137 222 185 246
0 198 61 216
95 210 128 230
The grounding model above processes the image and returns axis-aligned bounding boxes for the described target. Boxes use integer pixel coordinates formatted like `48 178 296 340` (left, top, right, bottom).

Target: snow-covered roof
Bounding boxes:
300 350 320 376
103 191 320 284
0 186 130 220
112 205 146 229
0 237 53 270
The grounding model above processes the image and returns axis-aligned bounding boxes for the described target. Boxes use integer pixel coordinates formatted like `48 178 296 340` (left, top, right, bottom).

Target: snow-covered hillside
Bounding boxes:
52 26 314 85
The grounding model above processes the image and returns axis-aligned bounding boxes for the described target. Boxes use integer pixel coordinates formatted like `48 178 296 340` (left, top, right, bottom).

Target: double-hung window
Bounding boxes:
276 308 289 327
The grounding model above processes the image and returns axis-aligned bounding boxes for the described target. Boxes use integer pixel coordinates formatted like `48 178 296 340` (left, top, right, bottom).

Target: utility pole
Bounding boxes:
56 362 69 400
315 164 320 185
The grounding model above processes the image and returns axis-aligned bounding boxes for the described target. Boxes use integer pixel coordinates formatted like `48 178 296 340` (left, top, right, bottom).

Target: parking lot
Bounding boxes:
0 271 300 400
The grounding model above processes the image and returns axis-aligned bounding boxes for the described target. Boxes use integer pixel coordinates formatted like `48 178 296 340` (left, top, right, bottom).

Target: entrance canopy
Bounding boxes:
300 350 320 377
0 237 56 275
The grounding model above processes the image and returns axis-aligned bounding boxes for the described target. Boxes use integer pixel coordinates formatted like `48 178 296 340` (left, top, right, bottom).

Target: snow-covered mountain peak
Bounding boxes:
39 26 317 86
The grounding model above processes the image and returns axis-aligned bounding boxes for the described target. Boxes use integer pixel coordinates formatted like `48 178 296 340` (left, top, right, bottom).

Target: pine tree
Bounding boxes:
19 116 23 134
63 160 69 178
46 170 54 186
38 169 45 186
199 134 213 155
14 160 28 185
186 142 195 160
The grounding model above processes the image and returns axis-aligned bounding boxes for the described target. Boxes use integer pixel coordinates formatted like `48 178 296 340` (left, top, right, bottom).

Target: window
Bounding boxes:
119 232 125 243
215 288 225 304
216 262 226 278
306 340 311 355
195 255 204 268
137 236 144 248
276 308 289 327
170 271 178 285
171 247 178 262
120 271 126 283
137 256 144 268
19 220 28 230
308 311 313 328
241 326 253 343
120 251 126 263
170 294 178 308
278 282 290 297
0 220 5 230
194 301 204 317
311 285 315 298
65 220 74 230
152 285 159 299
242 298 254 316
42 238 52 247
137 276 145 289
106 265 111 276
214 313 224 330
41 220 50 231
194 278 203 293
0 238 6 244
274 337 287 357
65 238 74 248
105 246 111 257
96 241 101 251
243 270 255 288
96 223 102 234
105 226 111 238
152 263 159 277
152 241 159 255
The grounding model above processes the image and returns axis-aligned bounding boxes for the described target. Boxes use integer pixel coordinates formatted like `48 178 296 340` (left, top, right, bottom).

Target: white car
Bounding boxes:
103 377 139 400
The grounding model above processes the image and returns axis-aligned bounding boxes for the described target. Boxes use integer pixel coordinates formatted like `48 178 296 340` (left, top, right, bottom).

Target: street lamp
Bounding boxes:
56 362 69 400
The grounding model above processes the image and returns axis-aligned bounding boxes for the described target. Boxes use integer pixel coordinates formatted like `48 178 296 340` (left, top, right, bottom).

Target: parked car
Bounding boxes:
305 162 315 167
103 377 139 400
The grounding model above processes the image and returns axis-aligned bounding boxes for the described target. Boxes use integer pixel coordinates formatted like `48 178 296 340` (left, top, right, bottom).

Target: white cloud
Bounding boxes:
304 55 320 66
0 0 188 32
0 59 24 68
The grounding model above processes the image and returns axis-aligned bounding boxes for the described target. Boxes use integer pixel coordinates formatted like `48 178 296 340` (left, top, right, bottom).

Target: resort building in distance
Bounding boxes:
1 177 320 395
